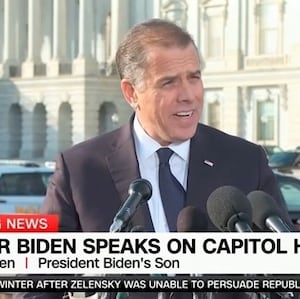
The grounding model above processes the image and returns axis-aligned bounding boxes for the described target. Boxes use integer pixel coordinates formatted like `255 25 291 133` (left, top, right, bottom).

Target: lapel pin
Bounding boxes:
204 160 214 167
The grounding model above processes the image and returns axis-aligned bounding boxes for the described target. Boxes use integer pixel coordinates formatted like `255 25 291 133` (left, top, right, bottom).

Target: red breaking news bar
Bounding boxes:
0 214 59 232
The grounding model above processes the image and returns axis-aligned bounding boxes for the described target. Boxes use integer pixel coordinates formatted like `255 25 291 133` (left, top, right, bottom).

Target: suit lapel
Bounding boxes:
106 122 220 232
106 120 154 232
186 125 219 217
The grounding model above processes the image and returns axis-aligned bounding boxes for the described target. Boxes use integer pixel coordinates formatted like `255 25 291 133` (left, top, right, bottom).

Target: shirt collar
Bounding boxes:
133 115 190 162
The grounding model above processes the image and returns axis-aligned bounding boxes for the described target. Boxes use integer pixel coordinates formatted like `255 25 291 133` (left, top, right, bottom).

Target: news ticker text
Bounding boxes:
1 276 300 292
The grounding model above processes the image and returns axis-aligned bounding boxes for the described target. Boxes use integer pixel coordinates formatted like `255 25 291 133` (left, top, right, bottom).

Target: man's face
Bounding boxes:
133 43 204 145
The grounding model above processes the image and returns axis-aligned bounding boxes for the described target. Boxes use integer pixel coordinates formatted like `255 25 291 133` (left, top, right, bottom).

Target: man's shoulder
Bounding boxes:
62 123 132 159
196 123 261 152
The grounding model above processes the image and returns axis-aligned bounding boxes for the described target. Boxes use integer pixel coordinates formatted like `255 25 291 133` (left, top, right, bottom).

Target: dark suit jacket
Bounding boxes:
42 122 291 232
14 122 294 299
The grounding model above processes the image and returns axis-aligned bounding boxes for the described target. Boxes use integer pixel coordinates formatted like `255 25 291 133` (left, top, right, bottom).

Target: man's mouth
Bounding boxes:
175 111 193 117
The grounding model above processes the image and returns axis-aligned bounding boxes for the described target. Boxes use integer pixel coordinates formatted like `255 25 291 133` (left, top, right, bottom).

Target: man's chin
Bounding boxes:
172 130 197 143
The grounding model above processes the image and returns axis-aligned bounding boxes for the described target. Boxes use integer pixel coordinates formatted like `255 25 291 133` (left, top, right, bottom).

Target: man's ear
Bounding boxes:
120 79 138 109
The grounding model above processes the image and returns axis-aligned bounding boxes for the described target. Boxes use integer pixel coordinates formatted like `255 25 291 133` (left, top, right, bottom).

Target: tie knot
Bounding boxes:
157 148 174 164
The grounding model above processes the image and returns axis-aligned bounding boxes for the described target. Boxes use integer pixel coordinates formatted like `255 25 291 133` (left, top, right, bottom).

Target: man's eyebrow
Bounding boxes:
189 70 201 76
154 75 178 86
157 75 177 82
156 70 202 85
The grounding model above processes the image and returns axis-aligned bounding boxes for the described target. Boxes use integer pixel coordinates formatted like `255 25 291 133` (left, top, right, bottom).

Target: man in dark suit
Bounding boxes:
14 19 294 299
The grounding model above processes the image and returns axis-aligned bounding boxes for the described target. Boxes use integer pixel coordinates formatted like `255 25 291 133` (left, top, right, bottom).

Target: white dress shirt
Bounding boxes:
133 116 190 232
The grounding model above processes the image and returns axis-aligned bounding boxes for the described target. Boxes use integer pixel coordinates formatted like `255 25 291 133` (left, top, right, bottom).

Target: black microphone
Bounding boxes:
177 206 208 232
110 178 152 232
206 185 253 232
248 191 295 299
247 190 291 232
177 206 208 299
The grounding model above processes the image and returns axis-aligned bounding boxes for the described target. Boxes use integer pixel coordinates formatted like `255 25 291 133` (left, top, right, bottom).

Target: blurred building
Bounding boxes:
0 0 299 161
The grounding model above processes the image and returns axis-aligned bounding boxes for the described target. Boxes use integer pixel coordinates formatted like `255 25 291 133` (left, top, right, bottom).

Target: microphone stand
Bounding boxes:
100 224 129 299
189 274 211 299
101 224 143 299
158 292 169 299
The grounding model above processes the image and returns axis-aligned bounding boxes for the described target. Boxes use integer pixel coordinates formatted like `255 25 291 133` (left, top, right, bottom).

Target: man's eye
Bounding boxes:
162 80 173 86
191 75 201 80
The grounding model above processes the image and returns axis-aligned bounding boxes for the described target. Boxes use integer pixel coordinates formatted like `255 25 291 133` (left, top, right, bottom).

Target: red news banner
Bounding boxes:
0 214 58 232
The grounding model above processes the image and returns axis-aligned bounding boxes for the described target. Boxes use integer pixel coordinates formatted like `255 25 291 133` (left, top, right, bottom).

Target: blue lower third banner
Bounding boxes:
1 275 300 292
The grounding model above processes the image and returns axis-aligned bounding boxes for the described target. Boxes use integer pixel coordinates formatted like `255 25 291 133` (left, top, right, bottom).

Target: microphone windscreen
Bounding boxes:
177 206 207 232
206 185 252 232
129 178 152 203
247 190 282 230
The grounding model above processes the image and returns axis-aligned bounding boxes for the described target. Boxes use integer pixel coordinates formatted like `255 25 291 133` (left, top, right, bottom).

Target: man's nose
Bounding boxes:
177 81 194 102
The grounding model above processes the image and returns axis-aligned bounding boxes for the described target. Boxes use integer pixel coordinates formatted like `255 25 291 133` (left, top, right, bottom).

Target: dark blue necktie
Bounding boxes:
157 148 186 232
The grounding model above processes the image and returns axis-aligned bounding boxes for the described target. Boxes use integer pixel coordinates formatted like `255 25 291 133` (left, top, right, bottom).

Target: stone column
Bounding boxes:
16 0 29 65
94 0 106 72
47 0 69 76
106 0 129 75
21 0 44 78
0 0 4 67
288 2 300 65
0 0 18 78
72 0 98 76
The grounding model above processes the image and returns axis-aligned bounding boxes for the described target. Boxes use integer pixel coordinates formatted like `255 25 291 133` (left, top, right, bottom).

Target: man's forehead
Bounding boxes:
146 49 200 74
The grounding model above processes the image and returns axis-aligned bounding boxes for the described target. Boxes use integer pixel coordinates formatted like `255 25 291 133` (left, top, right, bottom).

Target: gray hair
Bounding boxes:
115 18 197 89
